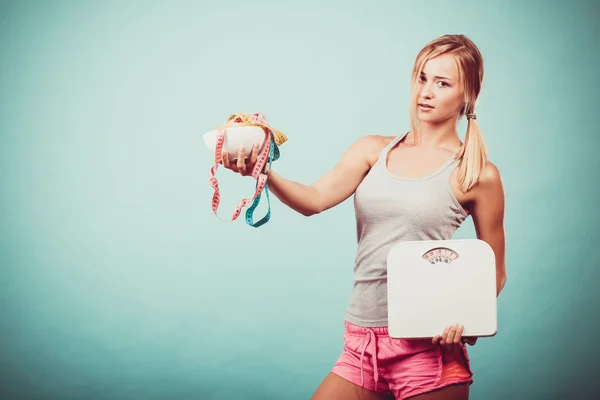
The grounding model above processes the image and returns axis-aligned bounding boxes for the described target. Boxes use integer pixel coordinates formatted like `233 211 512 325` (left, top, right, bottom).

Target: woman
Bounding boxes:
222 34 507 400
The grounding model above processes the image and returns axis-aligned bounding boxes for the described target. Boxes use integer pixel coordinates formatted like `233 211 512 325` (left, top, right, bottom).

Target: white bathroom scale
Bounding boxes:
386 239 497 339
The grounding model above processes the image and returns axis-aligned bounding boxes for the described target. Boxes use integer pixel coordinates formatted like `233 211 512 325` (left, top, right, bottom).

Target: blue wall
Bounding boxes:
1 0 598 399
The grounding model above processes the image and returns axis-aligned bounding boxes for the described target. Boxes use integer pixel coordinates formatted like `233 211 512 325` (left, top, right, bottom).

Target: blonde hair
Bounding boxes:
409 34 487 193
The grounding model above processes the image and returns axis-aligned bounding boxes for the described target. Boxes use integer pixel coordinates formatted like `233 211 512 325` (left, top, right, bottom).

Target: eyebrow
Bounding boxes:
420 72 452 80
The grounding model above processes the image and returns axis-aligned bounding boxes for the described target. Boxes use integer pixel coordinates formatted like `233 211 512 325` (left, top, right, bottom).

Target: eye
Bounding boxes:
438 81 449 88
418 75 426 82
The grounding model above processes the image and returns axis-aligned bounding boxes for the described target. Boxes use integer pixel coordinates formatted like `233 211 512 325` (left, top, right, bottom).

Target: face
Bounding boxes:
415 53 464 123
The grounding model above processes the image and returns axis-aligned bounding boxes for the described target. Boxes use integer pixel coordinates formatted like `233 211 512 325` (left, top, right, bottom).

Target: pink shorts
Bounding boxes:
331 321 473 400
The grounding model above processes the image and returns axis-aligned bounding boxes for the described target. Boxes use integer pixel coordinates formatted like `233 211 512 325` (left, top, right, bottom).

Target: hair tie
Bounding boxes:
466 113 476 120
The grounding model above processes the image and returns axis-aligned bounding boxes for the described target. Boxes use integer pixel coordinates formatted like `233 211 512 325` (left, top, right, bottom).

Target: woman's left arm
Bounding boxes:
471 162 507 296
434 164 507 348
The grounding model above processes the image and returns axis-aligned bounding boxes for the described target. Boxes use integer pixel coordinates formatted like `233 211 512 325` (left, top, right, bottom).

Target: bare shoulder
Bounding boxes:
477 162 503 190
351 134 396 167
471 161 505 205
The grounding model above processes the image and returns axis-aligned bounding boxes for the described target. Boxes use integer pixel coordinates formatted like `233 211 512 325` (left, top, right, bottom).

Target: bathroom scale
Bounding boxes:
386 239 497 339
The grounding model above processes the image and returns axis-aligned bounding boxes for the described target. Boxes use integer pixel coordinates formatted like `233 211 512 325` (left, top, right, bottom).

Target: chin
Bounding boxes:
417 114 438 123
417 111 449 125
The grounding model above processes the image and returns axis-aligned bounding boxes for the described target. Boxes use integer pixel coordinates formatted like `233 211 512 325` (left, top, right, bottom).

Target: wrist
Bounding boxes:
265 166 273 179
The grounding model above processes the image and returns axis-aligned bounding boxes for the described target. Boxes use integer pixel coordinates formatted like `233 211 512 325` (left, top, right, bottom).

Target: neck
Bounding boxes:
410 118 462 148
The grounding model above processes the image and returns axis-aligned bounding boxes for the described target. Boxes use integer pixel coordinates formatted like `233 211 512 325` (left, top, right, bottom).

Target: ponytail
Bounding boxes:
456 112 488 193
408 34 487 193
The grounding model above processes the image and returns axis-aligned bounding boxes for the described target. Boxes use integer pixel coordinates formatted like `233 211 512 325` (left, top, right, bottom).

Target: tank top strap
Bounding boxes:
434 146 463 179
374 131 410 165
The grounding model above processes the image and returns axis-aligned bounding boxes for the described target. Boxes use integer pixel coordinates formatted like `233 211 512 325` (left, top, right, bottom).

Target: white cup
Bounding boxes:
203 126 268 161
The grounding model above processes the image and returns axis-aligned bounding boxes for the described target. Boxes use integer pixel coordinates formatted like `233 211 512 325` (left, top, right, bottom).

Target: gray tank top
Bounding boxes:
345 132 469 327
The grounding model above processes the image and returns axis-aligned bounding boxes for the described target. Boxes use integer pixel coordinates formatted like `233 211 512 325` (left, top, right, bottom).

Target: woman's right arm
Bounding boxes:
264 135 386 216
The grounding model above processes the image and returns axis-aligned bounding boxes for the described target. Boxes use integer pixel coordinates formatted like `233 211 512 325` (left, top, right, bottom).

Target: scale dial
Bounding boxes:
422 247 459 264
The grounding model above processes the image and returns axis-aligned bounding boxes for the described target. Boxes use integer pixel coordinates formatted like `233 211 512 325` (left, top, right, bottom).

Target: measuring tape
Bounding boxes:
207 112 287 227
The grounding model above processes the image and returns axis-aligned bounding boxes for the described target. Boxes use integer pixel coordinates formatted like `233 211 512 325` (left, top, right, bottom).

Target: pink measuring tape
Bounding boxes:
207 112 286 227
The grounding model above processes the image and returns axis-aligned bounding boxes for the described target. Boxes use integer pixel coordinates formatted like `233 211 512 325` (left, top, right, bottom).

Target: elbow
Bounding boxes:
497 273 507 295
299 198 324 217
300 206 322 217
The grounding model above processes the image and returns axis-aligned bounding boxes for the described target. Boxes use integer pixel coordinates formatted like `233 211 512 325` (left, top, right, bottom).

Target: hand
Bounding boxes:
432 324 478 353
222 144 260 177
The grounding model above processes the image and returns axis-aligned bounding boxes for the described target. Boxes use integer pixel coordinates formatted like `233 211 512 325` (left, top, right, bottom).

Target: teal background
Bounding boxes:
1 0 598 399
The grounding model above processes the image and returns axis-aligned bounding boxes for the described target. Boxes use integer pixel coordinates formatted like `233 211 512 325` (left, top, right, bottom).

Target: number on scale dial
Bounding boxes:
422 247 459 264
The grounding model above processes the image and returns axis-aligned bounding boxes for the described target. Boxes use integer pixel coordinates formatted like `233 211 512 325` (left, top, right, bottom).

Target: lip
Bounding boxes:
418 103 434 109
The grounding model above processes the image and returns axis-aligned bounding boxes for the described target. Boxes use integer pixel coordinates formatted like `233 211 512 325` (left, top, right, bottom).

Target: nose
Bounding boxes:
420 82 433 99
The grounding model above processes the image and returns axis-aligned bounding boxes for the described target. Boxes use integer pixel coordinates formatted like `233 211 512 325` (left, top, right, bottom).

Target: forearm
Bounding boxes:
266 171 321 216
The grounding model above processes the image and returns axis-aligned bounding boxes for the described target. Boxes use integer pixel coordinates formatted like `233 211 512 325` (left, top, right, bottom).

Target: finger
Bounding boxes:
453 324 464 353
237 147 247 176
249 144 259 166
227 154 240 173
445 325 458 349
432 334 441 344
222 151 229 168
463 337 477 346
246 144 258 175
453 325 464 344
439 325 451 345
223 152 239 172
